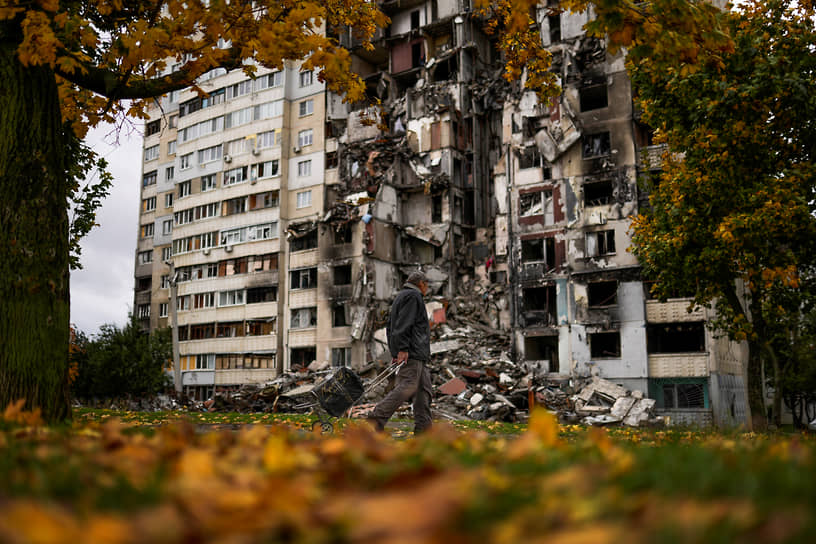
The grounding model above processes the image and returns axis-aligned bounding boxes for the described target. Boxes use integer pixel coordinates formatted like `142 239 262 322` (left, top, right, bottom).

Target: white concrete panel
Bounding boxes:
618 281 645 322
648 354 709 377
182 370 214 386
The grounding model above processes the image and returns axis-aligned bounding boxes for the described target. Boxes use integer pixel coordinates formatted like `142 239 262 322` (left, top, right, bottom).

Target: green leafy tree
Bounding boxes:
71 317 172 400
628 0 816 430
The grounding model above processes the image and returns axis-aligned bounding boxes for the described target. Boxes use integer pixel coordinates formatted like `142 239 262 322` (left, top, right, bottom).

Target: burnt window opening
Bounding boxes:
290 307 317 329
586 230 616 257
332 304 349 327
584 179 614 206
579 84 608 111
522 285 557 327
333 264 352 285
582 132 611 158
434 245 444 260
290 229 318 252
332 347 352 367
490 270 507 284
647 322 706 353
410 10 420 29
403 238 436 264
519 147 551 177
326 151 338 169
247 286 277 304
290 346 316 369
521 237 556 266
548 14 561 43
411 42 423 69
433 57 457 82
524 335 559 372
432 195 443 223
589 331 621 358
520 190 554 223
334 225 353 244
136 277 152 291
290 267 317 289
522 117 538 140
588 281 618 307
453 195 463 223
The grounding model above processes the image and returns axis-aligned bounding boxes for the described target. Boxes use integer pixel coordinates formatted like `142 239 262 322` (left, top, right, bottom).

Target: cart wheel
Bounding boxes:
311 420 334 434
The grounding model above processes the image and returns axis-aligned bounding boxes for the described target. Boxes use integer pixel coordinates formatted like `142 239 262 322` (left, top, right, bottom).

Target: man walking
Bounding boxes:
367 271 433 434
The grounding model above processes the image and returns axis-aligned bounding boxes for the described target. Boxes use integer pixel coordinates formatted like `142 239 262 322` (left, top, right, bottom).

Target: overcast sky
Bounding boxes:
70 123 143 335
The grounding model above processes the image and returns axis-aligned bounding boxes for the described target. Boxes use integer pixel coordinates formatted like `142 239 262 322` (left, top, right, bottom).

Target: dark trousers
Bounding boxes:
368 359 433 432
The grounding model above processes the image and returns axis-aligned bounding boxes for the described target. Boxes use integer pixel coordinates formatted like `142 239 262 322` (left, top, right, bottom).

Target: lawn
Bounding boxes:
1 404 814 543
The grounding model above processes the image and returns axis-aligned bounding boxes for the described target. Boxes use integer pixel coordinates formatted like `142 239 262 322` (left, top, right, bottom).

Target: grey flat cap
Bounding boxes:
406 271 428 286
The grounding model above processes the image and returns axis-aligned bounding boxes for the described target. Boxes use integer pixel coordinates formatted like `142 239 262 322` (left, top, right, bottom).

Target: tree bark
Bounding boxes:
0 25 73 422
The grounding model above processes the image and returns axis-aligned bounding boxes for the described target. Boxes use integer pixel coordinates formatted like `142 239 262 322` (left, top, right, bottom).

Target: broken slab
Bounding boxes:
623 398 656 427
610 396 637 419
431 340 461 355
438 377 467 396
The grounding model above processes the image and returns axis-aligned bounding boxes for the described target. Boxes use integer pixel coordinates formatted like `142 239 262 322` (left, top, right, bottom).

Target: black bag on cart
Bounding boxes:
313 367 365 417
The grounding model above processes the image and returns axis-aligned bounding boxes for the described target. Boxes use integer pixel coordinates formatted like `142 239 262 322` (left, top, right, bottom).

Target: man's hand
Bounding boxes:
396 351 409 364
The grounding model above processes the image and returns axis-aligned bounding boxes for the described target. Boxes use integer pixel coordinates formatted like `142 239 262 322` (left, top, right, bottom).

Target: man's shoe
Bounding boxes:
365 417 386 433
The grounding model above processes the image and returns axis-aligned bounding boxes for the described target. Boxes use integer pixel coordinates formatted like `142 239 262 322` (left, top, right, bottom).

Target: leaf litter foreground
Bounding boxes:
1 405 815 543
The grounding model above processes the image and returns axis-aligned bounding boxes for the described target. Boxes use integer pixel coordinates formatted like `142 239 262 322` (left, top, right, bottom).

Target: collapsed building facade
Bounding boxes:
134 1 749 426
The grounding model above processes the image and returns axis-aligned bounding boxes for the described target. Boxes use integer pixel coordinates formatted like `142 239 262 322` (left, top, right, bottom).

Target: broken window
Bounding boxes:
548 13 561 43
522 285 557 327
410 10 420 29
521 237 556 266
290 229 317 252
588 281 618 307
326 151 338 169
519 147 549 173
589 331 621 358
290 267 317 289
290 347 316 369
582 132 611 158
523 335 559 372
333 264 352 285
146 119 161 136
519 190 554 224
586 230 616 257
579 84 608 111
411 42 423 68
246 319 275 335
584 179 614 206
332 347 351 367
334 225 353 244
432 195 443 223
654 380 707 409
332 304 348 327
647 322 706 353
290 307 317 329
137 304 150 319
247 286 277 304
252 253 278 272
490 271 507 284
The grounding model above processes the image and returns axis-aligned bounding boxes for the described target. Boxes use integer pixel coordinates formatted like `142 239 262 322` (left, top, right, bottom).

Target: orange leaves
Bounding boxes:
2 399 43 427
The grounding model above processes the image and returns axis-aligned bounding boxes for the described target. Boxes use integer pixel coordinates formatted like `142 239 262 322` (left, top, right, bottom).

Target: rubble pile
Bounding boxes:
191 283 662 427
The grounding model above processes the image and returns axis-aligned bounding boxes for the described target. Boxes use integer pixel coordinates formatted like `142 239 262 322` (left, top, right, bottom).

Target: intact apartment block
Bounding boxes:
134 0 749 426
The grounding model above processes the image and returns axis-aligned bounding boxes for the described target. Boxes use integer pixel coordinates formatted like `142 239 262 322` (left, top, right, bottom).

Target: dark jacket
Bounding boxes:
387 283 431 361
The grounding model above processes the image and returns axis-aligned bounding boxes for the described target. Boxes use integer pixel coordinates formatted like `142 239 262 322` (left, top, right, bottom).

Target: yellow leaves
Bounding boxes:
3 399 43 427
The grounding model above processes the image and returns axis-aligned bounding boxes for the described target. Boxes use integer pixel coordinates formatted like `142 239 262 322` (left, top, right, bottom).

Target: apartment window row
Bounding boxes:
176 100 283 150
175 288 274 311
174 202 219 226
178 319 276 340
142 196 157 212
175 253 278 283
137 250 153 264
176 71 283 119
172 231 218 254
180 116 225 143
219 222 277 246
183 352 277 370
224 130 283 157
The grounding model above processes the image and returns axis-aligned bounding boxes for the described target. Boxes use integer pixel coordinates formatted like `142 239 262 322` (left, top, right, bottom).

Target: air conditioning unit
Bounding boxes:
225 245 233 253
252 148 260 156
224 154 232 163
293 145 301 153
202 248 210 255
250 177 258 185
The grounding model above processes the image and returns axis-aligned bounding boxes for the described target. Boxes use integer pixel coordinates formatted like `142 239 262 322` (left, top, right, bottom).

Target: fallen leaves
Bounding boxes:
1 406 815 543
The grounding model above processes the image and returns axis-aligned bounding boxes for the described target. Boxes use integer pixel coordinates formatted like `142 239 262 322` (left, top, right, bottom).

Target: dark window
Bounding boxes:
190 323 215 340
290 229 318 252
246 319 275 335
224 197 247 215
647 322 706 353
579 84 608 111
410 10 420 29
332 347 351 367
523 335 559 372
247 286 277 304
333 264 352 285
661 382 706 409
548 14 561 43
334 225 353 244
432 195 443 222
326 151 338 169
332 304 348 327
143 170 158 187
582 132 611 158
519 147 550 173
216 322 243 338
587 230 616 257
146 120 161 136
290 267 317 289
179 96 202 117
521 237 556 265
411 42 423 68
589 331 621 358
521 286 557 327
290 347 316 369
588 281 618 307
584 179 614 206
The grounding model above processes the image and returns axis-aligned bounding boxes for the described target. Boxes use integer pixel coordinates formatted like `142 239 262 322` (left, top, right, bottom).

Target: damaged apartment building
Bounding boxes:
490 5 749 427
133 0 748 426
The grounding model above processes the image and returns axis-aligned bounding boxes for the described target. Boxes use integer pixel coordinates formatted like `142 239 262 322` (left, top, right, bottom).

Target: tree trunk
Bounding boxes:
0 25 73 422
746 338 767 431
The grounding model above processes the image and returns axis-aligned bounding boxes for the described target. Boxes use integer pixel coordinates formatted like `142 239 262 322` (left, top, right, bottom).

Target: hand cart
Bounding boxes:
294 362 403 433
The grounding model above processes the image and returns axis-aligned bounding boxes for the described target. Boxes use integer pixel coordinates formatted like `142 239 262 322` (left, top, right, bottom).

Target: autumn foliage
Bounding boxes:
2 407 816 543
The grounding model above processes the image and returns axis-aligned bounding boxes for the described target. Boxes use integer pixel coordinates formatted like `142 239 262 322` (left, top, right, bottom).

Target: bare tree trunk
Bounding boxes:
0 25 72 422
